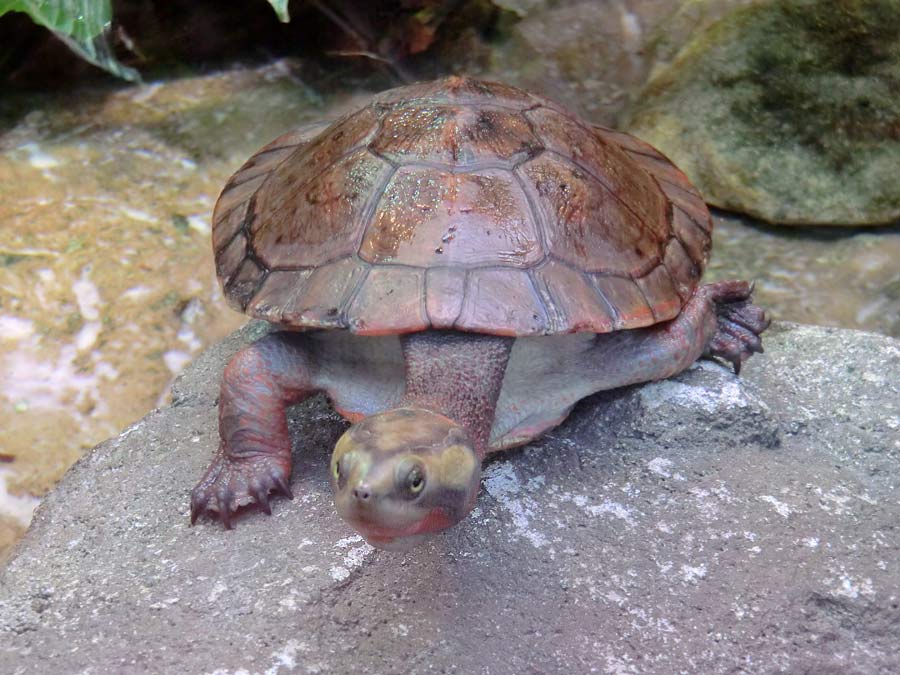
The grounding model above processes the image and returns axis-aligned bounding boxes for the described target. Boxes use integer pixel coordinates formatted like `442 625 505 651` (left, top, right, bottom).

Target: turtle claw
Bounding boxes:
190 448 292 528
218 487 234 529
190 490 209 525
273 475 294 500
252 484 272 515
702 280 771 374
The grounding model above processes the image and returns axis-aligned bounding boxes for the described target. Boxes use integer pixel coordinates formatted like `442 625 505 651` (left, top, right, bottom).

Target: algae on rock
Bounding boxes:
623 0 900 226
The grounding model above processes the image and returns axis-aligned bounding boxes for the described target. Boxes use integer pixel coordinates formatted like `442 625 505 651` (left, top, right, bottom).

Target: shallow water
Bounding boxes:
0 64 370 552
709 216 900 337
0 61 898 558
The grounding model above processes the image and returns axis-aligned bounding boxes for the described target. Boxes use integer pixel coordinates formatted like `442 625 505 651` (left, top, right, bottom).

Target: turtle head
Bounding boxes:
330 408 481 551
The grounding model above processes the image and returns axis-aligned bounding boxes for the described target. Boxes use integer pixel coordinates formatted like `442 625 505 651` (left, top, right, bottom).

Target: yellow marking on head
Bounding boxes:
438 444 478 489
332 430 357 462
332 429 374 487
361 408 457 455
332 431 360 475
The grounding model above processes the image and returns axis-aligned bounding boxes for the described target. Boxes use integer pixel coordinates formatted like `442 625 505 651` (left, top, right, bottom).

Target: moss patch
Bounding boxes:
624 0 900 225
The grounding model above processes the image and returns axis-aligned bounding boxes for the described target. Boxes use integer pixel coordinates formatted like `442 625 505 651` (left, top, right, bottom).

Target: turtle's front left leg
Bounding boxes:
701 280 770 374
587 280 769 389
190 332 319 528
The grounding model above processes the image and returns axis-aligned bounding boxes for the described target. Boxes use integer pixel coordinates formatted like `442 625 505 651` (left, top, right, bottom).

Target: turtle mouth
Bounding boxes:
345 506 457 550
350 518 430 551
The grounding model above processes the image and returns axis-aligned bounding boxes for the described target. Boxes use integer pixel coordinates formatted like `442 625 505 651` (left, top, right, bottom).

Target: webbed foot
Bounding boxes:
702 280 771 374
190 446 293 529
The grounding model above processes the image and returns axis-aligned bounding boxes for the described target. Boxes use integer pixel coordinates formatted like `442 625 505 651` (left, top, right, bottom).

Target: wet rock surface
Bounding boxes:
708 213 900 338
1 321 898 673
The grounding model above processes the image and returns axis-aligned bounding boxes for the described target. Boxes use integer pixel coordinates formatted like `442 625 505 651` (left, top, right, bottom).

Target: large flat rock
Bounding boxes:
1 322 898 674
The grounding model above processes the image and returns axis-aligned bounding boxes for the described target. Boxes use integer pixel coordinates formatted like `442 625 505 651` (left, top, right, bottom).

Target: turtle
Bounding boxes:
190 76 769 550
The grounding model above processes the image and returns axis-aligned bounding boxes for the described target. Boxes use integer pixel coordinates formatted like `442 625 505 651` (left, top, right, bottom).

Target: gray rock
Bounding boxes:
1 322 898 674
623 0 900 226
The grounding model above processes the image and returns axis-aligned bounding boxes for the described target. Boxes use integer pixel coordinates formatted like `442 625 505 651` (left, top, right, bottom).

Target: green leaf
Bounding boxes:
0 0 110 41
0 0 140 81
267 0 290 23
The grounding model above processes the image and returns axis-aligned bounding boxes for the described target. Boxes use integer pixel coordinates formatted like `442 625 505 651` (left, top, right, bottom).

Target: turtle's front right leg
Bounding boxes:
190 333 319 528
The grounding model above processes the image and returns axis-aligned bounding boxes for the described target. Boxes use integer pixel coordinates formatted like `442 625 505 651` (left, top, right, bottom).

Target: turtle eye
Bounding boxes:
409 469 425 493
398 462 426 499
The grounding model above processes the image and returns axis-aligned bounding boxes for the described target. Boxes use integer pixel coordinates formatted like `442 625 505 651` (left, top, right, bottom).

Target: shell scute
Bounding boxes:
663 238 700 302
347 267 428 335
225 258 265 312
212 198 251 255
425 267 467 329
659 180 711 234
610 126 712 237
373 76 538 109
257 120 334 153
371 104 541 167
359 166 543 268
622 148 697 196
592 275 655 330
279 258 368 327
635 264 681 322
521 154 663 276
528 109 670 241
296 107 381 172
672 205 711 269
251 149 392 268
592 125 659 156
532 260 615 333
214 174 267 237
455 268 547 335
222 119 331 183
247 269 314 324
216 232 248 285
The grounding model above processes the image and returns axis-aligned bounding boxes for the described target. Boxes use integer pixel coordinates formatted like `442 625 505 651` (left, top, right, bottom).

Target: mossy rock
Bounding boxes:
623 0 900 226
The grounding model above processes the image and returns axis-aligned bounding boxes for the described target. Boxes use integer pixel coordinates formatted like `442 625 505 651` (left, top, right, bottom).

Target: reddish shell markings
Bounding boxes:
211 76 713 337
360 167 542 268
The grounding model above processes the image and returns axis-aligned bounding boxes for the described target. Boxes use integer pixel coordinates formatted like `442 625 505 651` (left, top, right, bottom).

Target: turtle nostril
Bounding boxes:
352 484 371 501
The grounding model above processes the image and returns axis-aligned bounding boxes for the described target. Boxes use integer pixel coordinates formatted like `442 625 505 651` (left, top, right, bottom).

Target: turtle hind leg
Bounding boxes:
701 280 771 374
190 333 318 528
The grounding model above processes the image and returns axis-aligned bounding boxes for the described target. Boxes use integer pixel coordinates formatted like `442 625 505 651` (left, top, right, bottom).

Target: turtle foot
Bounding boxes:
703 280 771 375
190 446 293 529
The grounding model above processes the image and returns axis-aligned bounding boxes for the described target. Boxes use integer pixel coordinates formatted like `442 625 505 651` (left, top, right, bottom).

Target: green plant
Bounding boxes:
0 0 292 82
0 0 139 80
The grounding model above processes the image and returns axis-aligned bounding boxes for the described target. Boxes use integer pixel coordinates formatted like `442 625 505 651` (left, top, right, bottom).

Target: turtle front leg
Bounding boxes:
190 333 318 528
631 279 770 380
700 280 770 374
589 279 769 388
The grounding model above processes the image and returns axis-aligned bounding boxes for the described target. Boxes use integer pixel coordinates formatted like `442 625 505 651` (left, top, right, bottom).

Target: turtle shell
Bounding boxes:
212 77 712 336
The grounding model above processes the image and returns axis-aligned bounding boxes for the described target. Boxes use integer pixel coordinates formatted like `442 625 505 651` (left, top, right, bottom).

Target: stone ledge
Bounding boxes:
1 322 897 674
